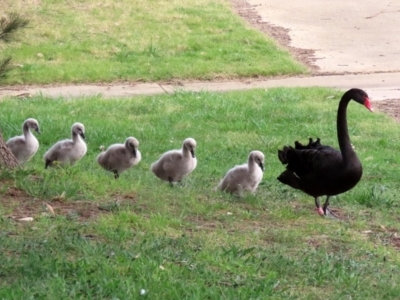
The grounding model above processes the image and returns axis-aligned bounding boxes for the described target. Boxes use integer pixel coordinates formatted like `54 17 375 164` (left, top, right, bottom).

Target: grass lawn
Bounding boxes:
1 0 306 85
1 87 400 299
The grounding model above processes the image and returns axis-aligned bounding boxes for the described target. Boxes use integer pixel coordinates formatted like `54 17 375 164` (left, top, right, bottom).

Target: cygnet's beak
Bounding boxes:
132 148 137 158
80 133 86 139
259 162 264 172
36 128 41 134
190 149 195 158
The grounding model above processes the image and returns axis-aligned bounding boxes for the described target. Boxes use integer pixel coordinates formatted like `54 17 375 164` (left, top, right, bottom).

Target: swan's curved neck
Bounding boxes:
182 146 190 157
72 132 81 143
23 123 33 138
337 95 356 162
248 157 256 172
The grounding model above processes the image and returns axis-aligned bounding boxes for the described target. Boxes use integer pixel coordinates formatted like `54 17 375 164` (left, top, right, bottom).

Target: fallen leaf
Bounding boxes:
44 203 55 216
18 217 34 222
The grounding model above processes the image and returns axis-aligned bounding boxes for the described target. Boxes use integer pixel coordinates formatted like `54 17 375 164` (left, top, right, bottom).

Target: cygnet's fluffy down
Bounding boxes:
97 137 142 179
151 138 197 185
43 122 87 168
6 118 41 164
217 150 265 195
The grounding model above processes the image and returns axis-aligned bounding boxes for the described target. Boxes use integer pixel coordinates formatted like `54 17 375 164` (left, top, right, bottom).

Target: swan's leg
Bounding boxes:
315 197 324 216
113 170 119 179
322 196 338 218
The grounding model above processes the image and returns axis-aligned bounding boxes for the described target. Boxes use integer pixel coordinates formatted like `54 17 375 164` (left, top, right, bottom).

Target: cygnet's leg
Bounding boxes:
314 197 324 216
113 170 119 179
322 196 338 218
176 179 187 188
168 176 174 187
45 159 52 169
237 184 244 198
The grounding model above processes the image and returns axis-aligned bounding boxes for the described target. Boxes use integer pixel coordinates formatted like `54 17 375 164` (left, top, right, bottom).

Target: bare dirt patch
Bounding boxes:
230 0 318 73
367 225 400 251
374 99 400 122
1 185 137 221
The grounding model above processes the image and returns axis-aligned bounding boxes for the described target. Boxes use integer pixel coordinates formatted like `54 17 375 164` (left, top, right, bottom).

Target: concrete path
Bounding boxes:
247 0 400 74
1 72 400 101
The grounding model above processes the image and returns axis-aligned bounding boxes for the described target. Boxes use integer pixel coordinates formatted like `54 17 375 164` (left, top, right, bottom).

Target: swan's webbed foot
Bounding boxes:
322 196 338 218
324 206 339 218
314 197 324 216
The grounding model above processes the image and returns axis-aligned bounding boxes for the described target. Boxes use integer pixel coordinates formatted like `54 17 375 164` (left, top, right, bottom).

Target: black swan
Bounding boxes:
277 88 373 216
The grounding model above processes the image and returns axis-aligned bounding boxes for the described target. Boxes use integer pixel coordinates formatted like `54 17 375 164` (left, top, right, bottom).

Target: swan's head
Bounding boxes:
183 138 196 158
349 88 373 112
72 122 85 139
125 137 139 158
24 118 41 134
249 150 265 172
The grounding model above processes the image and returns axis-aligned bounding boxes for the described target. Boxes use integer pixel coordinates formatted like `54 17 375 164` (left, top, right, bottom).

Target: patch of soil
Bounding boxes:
363 224 400 251
390 236 400 250
1 186 137 222
230 0 318 73
185 215 220 232
374 99 400 122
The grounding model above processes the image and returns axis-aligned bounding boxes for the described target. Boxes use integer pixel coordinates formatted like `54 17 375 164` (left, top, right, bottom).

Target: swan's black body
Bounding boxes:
277 88 373 216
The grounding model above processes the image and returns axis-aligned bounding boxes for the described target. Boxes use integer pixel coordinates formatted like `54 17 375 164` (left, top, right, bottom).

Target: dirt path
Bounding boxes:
1 72 400 101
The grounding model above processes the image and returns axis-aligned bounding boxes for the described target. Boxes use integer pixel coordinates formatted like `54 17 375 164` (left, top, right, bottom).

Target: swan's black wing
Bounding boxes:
278 145 341 177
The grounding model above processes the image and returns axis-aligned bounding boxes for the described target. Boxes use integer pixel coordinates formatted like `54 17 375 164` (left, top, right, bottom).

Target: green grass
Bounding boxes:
1 87 400 299
1 0 306 85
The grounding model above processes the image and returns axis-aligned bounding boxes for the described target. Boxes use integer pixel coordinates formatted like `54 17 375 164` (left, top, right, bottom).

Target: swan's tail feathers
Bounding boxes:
294 141 304 149
309 137 322 148
277 170 301 189
277 146 294 164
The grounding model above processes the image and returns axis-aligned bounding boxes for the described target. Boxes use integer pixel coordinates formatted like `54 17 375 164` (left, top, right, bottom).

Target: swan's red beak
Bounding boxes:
364 97 374 112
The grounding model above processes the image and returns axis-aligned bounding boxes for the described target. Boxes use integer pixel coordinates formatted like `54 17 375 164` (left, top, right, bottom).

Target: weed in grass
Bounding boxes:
353 185 395 209
15 167 85 200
